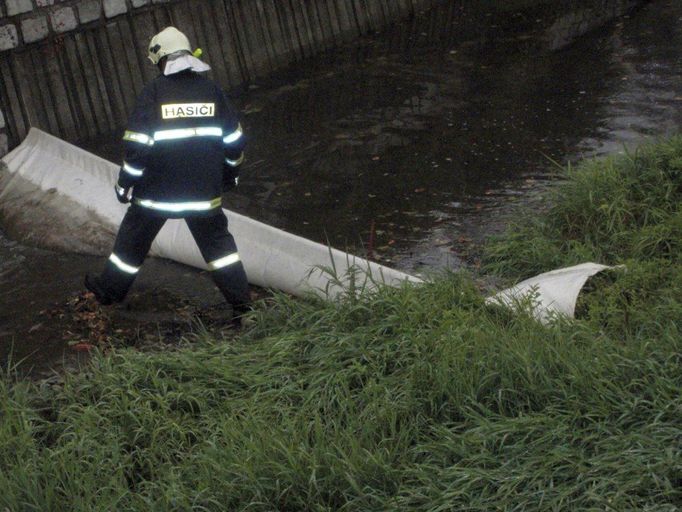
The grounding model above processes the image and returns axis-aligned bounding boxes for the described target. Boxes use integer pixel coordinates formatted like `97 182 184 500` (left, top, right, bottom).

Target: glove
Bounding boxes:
222 166 240 192
115 183 132 204
223 175 238 192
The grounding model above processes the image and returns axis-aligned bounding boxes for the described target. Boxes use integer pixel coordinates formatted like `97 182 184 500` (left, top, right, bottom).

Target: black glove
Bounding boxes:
222 166 240 192
115 183 132 204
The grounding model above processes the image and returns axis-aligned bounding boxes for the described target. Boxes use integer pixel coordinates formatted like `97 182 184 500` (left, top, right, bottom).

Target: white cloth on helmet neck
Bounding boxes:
163 53 211 75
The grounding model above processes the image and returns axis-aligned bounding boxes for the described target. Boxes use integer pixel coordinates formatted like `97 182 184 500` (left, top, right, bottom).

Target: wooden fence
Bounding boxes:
0 0 438 151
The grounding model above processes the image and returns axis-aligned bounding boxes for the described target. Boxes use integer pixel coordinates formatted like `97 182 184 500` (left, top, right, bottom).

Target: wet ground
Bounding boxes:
3 0 682 376
0 232 237 377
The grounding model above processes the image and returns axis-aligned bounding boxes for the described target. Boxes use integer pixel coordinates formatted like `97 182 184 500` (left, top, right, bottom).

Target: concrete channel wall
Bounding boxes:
0 0 642 156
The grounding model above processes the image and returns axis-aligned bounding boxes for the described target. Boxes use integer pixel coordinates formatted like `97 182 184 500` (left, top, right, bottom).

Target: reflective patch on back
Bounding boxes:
161 103 215 119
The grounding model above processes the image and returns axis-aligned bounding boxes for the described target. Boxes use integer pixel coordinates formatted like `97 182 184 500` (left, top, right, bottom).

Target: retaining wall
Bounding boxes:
0 0 642 156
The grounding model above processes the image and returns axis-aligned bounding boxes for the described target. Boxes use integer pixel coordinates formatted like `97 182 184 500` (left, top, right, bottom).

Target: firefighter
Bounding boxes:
85 26 250 319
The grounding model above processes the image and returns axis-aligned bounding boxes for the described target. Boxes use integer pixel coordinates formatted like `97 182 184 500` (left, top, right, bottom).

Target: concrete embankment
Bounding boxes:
0 0 643 156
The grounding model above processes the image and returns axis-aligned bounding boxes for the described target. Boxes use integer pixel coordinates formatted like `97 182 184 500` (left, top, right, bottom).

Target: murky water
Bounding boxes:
3 0 682 374
234 0 682 270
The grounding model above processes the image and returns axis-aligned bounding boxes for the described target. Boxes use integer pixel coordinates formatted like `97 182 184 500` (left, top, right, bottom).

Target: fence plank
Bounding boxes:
131 10 162 85
330 0 357 41
0 54 28 144
255 1 281 67
322 0 342 41
91 28 127 128
104 23 136 115
75 31 115 134
272 0 301 62
210 1 248 88
117 18 145 96
25 49 60 135
225 0 258 81
61 37 98 140
349 0 371 34
44 41 78 140
238 0 274 75
283 0 312 58
189 0 228 88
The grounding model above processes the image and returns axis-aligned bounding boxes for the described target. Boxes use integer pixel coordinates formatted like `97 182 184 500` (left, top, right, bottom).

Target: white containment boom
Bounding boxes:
0 128 422 299
485 262 622 324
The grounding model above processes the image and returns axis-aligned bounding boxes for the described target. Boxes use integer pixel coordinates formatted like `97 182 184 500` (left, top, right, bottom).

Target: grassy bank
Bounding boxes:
2 138 681 511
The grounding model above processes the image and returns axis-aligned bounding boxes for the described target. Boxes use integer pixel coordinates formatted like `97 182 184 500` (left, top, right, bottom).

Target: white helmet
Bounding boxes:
147 27 191 65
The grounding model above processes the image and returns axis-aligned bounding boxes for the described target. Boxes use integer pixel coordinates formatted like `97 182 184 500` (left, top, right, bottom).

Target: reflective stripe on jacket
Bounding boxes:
119 70 245 218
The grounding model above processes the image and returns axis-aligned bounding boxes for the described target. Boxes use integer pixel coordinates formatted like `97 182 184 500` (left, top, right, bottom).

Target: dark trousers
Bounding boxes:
100 206 250 307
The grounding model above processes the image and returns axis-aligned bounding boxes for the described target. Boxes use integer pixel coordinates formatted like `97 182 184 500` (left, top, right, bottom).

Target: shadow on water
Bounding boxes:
3 0 682 375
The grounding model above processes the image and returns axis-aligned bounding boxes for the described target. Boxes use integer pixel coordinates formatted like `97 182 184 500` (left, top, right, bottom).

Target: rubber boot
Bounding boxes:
210 263 251 327
84 274 125 305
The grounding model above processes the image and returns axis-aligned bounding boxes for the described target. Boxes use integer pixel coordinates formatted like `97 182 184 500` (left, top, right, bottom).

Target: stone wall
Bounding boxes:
0 0 643 156
0 0 135 52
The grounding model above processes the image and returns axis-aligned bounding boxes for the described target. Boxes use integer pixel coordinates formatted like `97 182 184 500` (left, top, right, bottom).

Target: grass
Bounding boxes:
484 136 682 277
1 137 681 511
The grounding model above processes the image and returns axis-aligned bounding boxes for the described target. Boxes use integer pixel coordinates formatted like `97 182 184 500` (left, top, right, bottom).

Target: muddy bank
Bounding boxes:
0 229 238 378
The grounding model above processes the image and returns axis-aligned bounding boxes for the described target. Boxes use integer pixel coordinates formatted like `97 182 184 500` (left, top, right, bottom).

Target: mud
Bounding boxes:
0 232 243 378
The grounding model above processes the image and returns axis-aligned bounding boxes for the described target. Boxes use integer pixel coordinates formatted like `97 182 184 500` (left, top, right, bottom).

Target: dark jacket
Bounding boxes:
117 70 245 218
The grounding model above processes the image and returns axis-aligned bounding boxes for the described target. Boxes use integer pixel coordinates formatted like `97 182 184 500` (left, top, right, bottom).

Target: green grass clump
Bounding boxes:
484 136 682 278
1 137 681 511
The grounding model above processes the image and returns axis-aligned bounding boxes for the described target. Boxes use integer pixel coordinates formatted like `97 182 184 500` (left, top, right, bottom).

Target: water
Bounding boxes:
233 0 682 270
2 0 682 374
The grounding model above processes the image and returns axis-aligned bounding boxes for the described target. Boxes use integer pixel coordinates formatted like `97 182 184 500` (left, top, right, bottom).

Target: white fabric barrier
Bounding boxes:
0 128 422 299
485 262 622 324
